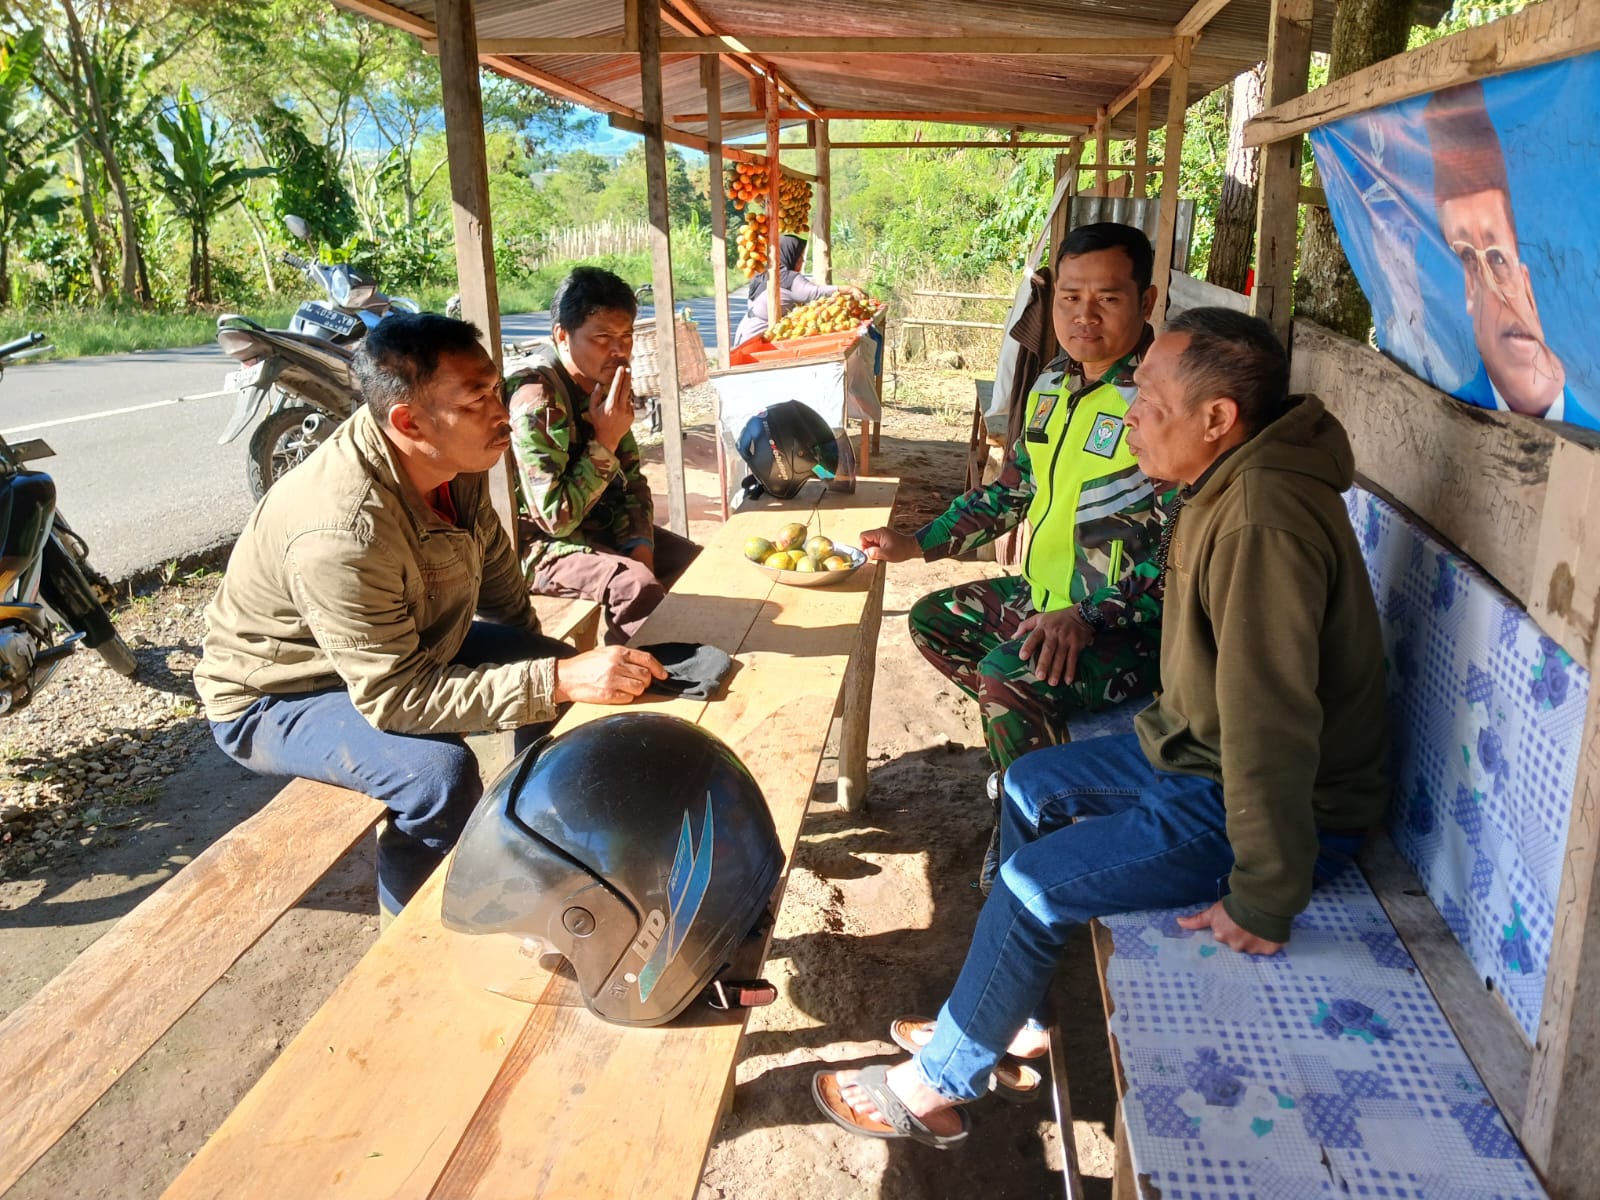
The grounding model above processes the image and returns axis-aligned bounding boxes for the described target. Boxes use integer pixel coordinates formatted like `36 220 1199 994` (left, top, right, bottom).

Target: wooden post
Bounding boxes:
837 562 884 811
815 119 833 284
1094 109 1110 196
1151 39 1192 325
435 0 511 535
1133 88 1152 198
702 56 731 371
765 75 782 323
1249 0 1313 347
1526 682 1600 1191
1050 144 1077 263
636 0 688 536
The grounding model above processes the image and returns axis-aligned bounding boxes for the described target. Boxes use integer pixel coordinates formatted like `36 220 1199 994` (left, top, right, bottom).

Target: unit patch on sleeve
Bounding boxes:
1084 413 1125 458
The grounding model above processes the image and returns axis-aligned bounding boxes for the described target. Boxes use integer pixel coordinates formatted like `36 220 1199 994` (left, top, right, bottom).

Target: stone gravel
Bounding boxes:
0 573 221 882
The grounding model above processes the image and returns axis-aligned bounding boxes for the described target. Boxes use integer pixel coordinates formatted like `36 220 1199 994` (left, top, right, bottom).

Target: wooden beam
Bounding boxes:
811 139 1085 150
766 74 782 325
1050 142 1081 263
1107 55 1173 121
1287 319 1600 644
636 0 687 537
1132 88 1151 197
664 0 824 113
674 108 1097 125
1361 834 1531 1136
1245 0 1600 147
703 56 731 372
1249 0 1312 347
1299 184 1327 207
484 54 640 118
605 112 811 176
1094 108 1110 191
1174 0 1236 39
815 119 832 285
332 0 432 38
1151 39 1192 325
473 34 1180 56
1527 685 1600 1192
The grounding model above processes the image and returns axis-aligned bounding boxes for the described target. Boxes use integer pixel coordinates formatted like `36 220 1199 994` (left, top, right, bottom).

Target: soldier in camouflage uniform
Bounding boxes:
860 224 1172 888
507 267 699 643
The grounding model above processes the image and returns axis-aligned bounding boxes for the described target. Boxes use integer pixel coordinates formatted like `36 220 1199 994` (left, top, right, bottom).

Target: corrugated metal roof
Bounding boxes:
349 0 1450 142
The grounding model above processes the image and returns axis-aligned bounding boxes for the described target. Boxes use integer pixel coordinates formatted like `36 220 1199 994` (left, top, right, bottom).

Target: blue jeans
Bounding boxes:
210 621 572 915
915 734 1363 1101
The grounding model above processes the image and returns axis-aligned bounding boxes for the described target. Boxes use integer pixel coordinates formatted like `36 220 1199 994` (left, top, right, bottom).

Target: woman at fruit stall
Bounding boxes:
733 234 863 344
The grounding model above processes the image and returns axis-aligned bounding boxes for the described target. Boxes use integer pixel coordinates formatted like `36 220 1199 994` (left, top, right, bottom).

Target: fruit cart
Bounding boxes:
708 317 885 512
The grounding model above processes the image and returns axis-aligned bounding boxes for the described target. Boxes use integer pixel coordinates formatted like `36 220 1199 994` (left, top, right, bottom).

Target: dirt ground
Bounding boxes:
0 367 1118 1199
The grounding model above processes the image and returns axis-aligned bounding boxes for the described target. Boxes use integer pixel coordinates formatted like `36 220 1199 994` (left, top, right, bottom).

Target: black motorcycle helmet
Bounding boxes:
442 713 783 1027
736 399 856 500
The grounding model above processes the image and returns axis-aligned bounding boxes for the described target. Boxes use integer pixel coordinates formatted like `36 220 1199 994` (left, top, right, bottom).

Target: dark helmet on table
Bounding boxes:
442 713 783 1027
736 399 856 501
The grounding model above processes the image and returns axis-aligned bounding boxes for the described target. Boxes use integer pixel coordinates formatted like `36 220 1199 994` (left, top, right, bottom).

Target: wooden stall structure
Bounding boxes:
38 1 1600 1198
332 0 1356 539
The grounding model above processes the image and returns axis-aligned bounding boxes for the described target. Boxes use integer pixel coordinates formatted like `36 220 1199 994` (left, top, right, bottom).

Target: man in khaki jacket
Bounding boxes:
196 314 663 917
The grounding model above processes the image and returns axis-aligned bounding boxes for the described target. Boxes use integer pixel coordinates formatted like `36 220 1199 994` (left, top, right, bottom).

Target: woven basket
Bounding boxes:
631 312 711 398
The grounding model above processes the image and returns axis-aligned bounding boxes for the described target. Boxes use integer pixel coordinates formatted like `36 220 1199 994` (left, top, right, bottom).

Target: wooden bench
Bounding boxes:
1080 484 1576 1199
129 479 895 1198
0 595 601 1195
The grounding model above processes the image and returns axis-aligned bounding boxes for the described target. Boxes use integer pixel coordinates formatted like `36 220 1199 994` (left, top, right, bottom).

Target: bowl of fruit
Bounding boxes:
743 522 867 588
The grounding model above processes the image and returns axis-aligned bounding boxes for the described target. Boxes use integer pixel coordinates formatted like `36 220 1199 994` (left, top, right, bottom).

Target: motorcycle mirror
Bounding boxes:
284 215 311 242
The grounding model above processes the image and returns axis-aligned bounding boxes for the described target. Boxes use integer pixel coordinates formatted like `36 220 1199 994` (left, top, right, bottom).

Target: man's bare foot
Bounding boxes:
837 1061 965 1138
896 1016 1049 1060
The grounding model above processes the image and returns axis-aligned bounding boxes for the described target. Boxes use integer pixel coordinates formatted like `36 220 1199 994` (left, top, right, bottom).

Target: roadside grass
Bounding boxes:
0 255 718 362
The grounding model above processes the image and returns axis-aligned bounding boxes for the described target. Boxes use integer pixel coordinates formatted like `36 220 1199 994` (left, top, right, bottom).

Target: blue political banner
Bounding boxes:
1311 53 1600 429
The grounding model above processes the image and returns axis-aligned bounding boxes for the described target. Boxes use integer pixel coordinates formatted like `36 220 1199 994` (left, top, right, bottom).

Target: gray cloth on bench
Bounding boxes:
638 641 733 700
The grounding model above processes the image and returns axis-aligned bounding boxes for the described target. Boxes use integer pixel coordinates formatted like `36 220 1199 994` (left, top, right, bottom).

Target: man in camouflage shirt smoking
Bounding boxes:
507 267 699 643
860 223 1171 890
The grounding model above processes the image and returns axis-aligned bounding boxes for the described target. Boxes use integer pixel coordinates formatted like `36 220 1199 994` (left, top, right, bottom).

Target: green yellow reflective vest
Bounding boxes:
1019 371 1147 612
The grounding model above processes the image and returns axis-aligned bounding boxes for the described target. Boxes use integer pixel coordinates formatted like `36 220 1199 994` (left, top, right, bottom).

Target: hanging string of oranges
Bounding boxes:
727 161 813 279
735 215 773 278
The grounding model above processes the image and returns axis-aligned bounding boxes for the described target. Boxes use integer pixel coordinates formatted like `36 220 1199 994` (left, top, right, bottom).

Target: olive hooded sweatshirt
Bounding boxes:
1134 394 1388 943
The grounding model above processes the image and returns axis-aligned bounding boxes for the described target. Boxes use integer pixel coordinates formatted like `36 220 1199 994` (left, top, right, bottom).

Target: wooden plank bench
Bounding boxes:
1081 483 1575 1199
154 479 897 1199
0 594 601 1195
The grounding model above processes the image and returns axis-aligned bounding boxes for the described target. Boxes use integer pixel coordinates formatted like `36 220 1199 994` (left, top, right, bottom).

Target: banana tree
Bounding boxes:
0 29 70 309
148 82 273 305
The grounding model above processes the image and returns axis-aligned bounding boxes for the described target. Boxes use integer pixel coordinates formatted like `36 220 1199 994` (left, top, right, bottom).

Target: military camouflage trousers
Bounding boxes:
907 573 1159 773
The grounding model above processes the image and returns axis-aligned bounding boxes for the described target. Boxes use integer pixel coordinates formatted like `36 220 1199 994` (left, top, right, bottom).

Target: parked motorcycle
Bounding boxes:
215 316 357 499
215 217 417 500
279 214 419 344
0 332 138 713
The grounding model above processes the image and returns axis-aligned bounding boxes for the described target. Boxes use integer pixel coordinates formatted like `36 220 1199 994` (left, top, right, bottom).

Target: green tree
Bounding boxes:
0 29 70 308
1296 0 1419 338
255 101 356 245
147 82 274 303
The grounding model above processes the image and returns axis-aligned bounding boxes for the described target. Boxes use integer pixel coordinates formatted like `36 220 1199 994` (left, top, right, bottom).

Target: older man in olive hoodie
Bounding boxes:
813 307 1388 1147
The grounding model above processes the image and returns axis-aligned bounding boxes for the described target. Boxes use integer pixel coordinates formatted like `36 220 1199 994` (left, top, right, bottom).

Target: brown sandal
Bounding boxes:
888 1015 1045 1103
812 1064 971 1148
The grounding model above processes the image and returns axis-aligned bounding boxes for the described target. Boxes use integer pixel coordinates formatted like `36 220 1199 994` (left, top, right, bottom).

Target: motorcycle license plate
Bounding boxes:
226 362 265 392
302 302 359 336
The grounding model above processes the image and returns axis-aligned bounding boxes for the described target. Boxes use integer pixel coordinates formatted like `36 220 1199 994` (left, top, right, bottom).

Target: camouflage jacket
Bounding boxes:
506 345 655 575
916 326 1170 627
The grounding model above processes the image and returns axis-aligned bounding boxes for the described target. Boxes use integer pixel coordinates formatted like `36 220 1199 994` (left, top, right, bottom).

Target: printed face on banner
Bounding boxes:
1310 53 1599 429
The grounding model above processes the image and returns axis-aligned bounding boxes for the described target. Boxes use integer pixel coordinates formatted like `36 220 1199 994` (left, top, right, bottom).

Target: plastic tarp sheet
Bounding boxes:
1312 52 1600 428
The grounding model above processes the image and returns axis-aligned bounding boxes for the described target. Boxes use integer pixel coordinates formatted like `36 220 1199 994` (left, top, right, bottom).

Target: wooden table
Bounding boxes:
162 478 897 1200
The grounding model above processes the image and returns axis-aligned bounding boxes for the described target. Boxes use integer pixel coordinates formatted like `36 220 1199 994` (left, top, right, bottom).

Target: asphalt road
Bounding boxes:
0 296 743 583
